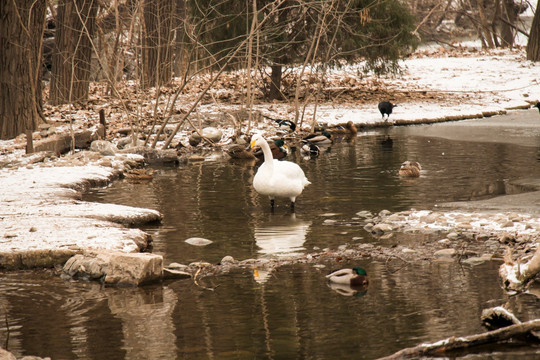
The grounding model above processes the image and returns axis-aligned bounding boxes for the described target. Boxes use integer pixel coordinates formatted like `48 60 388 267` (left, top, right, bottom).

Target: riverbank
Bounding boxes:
1 45 540 277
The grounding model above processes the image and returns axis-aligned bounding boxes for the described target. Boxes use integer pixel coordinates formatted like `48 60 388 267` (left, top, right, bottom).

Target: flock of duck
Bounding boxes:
226 101 420 212
224 101 417 289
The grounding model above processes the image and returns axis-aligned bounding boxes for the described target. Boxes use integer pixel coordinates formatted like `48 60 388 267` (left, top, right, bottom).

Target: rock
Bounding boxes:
220 255 235 264
434 248 457 258
387 214 405 222
117 136 139 149
63 251 163 286
90 140 118 156
501 220 514 228
202 127 223 142
0 347 16 360
378 209 391 217
189 261 212 268
185 237 213 246
363 223 373 231
355 210 372 218
33 130 96 154
189 134 202 146
371 223 393 235
447 232 459 240
119 147 179 165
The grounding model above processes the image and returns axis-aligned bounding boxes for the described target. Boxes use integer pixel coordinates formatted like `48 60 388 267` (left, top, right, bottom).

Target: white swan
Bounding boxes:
250 134 310 211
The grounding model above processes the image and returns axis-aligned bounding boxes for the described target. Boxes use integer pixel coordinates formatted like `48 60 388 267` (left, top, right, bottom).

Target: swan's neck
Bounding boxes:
260 140 274 169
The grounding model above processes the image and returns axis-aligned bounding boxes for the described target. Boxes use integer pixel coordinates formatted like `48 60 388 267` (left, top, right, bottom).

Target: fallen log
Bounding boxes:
379 319 540 359
500 246 540 291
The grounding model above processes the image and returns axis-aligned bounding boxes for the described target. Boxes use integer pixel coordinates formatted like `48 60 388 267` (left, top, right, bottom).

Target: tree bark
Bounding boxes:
269 65 283 100
0 0 47 140
500 0 519 47
49 0 97 105
527 0 540 61
477 0 495 48
142 0 176 88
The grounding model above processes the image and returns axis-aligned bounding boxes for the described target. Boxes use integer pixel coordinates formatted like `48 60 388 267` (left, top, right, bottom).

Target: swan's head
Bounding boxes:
250 134 264 149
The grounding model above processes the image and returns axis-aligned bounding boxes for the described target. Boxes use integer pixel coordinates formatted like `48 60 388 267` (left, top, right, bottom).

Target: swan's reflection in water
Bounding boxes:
254 214 311 258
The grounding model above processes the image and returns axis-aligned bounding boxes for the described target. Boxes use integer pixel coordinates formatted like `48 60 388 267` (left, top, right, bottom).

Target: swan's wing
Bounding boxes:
274 160 310 185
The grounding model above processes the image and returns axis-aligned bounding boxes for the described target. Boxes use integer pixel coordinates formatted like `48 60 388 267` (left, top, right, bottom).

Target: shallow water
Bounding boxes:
3 116 540 359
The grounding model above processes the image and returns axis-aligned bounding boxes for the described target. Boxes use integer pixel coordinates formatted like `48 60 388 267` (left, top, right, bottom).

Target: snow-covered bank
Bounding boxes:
0 154 161 269
236 48 540 128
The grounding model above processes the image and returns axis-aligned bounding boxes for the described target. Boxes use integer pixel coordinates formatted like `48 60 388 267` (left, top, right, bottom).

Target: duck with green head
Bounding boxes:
253 138 288 160
326 267 368 286
302 131 332 145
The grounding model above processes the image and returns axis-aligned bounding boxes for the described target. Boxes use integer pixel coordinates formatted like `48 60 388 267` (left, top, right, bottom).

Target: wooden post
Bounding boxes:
25 129 34 154
99 108 107 138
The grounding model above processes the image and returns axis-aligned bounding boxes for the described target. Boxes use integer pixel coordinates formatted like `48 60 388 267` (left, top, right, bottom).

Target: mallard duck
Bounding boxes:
226 144 257 159
301 142 320 156
274 119 296 132
398 161 421 177
327 121 357 136
326 267 368 286
378 101 397 120
253 139 288 160
251 134 311 211
302 131 332 145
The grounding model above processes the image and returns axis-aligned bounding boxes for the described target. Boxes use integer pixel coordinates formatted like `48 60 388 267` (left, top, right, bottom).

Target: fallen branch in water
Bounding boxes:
379 319 540 359
500 246 540 292
193 266 219 292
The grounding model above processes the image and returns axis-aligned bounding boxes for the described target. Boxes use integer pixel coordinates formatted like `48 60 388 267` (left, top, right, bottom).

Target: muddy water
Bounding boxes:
2 114 540 359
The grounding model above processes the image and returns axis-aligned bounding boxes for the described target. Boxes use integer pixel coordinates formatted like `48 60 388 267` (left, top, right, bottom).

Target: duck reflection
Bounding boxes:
328 282 369 297
254 214 311 257
253 267 273 284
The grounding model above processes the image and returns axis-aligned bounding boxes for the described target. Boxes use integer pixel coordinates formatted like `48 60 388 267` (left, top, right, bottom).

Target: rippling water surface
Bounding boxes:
3 116 540 359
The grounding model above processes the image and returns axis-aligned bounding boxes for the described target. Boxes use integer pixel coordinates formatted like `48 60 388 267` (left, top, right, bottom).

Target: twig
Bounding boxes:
193 267 219 292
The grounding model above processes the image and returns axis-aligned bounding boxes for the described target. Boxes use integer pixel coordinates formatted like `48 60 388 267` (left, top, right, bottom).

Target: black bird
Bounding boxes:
378 101 397 120
274 119 296 132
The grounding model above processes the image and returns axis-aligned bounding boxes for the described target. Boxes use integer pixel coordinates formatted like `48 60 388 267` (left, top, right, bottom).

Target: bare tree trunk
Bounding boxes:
142 0 176 88
527 0 540 61
0 0 46 140
50 0 97 105
268 65 283 100
477 0 495 48
501 0 519 47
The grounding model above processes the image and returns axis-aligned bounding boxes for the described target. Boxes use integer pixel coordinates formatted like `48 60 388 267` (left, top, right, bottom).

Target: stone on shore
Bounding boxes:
63 251 163 286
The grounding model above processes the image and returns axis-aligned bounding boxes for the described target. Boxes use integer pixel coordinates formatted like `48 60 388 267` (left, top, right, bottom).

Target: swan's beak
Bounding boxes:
250 139 256 149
